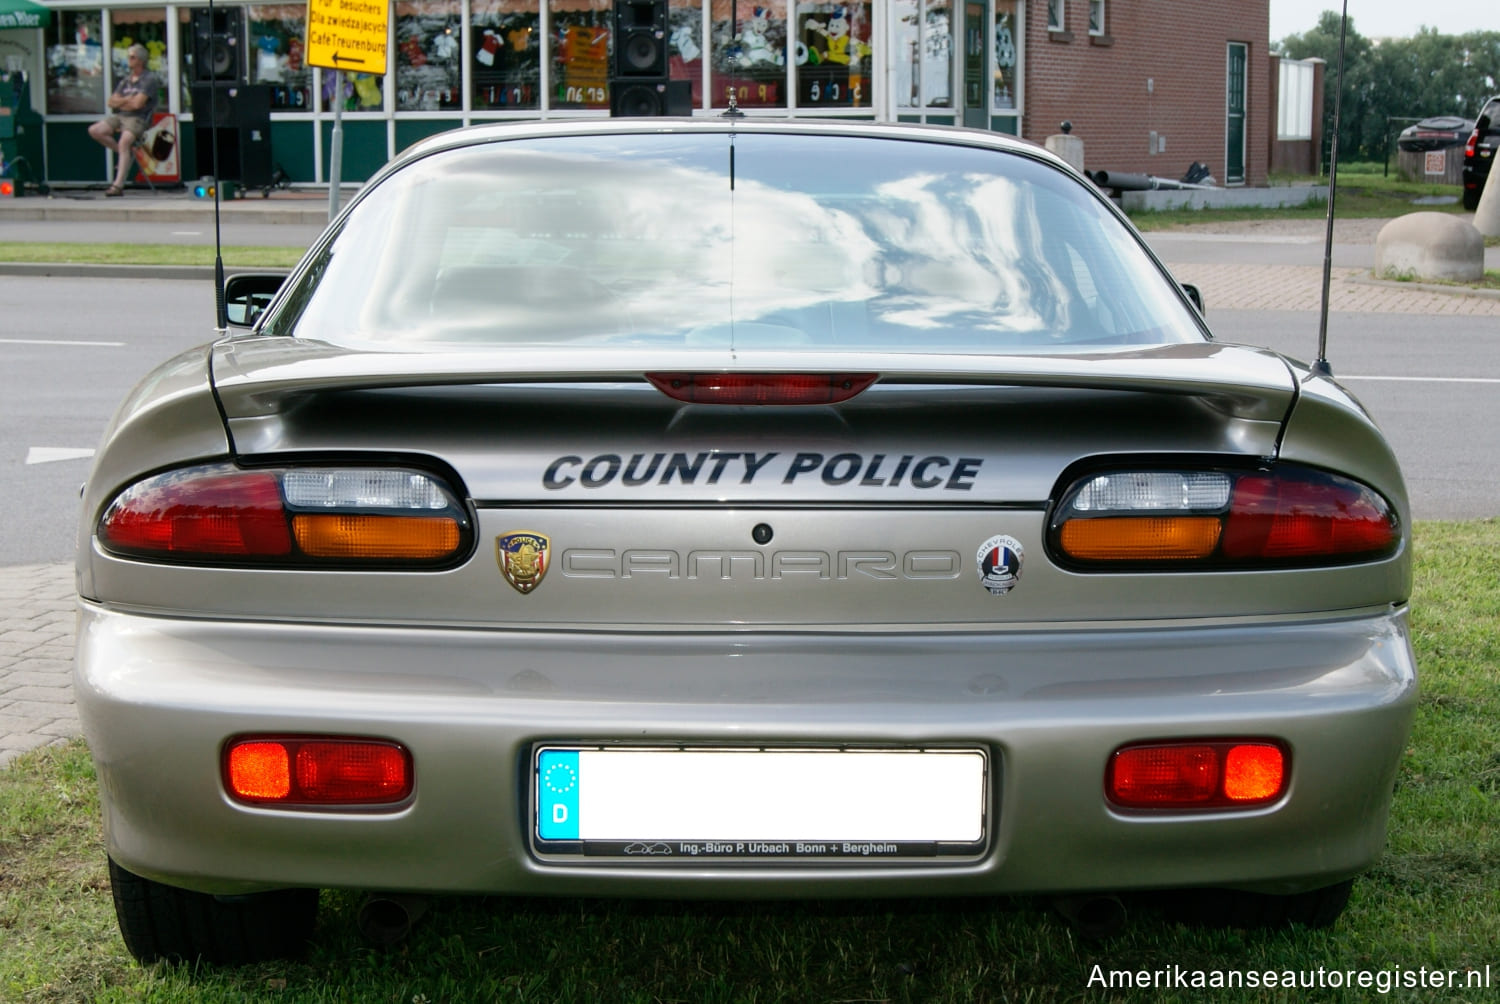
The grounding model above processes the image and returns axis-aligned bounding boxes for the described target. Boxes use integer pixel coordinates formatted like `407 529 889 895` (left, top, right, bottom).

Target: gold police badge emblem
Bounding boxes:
496 532 550 594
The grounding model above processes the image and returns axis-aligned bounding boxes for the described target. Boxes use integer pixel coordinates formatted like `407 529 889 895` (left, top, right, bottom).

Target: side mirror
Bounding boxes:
224 273 288 328
1180 282 1205 315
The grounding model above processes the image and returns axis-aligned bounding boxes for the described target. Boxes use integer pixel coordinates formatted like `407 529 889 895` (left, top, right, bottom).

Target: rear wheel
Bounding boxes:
108 857 319 965
1170 878 1354 930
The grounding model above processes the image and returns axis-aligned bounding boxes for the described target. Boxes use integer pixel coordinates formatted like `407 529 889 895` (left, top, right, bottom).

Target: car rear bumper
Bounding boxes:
75 601 1416 899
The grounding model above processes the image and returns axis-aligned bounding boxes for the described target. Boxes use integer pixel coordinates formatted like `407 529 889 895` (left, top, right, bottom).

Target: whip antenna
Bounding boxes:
1313 0 1350 378
208 0 227 332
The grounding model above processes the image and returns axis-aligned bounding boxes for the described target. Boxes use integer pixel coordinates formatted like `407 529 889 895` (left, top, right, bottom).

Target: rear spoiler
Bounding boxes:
211 338 1297 423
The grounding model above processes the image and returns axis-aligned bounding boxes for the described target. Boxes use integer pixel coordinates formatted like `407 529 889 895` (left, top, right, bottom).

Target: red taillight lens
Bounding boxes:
1466 127 1479 158
647 373 877 405
99 470 292 557
226 736 413 806
1220 474 1398 560
1108 741 1286 809
1051 465 1399 567
98 464 469 566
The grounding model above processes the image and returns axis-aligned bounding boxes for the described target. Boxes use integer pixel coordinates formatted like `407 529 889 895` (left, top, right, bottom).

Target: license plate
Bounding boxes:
532 746 988 860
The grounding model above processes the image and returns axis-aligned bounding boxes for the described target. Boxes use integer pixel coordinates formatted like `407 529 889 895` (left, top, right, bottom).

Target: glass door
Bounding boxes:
1225 42 1247 185
962 0 985 128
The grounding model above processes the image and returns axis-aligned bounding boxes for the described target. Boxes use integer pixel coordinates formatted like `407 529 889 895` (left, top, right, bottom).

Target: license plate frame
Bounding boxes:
530 745 989 862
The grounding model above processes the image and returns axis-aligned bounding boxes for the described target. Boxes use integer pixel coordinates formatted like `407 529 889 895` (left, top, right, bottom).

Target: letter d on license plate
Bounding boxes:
533 746 987 860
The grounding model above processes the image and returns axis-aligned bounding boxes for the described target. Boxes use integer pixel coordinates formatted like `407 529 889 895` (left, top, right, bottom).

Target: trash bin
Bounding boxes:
0 71 47 194
1396 116 1472 186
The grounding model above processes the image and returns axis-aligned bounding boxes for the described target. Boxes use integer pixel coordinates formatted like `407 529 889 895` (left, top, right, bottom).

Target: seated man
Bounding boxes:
88 44 161 197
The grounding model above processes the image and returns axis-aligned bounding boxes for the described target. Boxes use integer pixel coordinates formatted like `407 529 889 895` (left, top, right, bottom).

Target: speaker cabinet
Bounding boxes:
191 7 245 84
612 0 668 77
192 84 272 188
610 79 691 117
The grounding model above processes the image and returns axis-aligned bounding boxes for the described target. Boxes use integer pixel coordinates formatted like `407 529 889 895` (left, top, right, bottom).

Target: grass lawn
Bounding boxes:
2 520 1496 1002
0 242 304 268
1126 164 1477 232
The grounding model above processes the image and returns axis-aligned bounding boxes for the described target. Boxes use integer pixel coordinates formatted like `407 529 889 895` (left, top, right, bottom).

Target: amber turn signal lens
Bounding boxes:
227 741 293 800
292 514 461 559
1058 516 1222 561
1223 743 1286 802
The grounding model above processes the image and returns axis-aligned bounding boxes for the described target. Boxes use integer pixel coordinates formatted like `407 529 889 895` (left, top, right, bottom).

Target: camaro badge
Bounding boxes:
497 532 550 594
977 535 1023 595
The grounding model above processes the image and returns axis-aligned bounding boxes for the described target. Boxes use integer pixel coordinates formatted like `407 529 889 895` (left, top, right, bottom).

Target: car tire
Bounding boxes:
1463 187 1482 211
1169 878 1354 930
108 857 319 965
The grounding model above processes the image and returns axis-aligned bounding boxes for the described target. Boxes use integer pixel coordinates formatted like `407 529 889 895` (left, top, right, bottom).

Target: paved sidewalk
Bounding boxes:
0 563 80 766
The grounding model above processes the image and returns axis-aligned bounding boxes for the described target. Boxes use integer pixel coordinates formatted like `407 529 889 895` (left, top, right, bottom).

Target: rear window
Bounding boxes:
271 132 1204 353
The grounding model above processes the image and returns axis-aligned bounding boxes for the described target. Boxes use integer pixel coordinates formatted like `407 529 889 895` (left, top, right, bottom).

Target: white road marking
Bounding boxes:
26 447 96 465
0 338 126 347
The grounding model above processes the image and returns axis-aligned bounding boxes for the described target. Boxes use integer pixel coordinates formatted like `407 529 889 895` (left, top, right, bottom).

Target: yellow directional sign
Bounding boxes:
306 0 389 76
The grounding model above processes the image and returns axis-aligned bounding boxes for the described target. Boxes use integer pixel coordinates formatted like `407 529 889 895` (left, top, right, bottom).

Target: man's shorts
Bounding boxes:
104 113 151 139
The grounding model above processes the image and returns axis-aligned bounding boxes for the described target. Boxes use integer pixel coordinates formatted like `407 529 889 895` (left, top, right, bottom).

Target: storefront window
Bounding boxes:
993 0 1016 109
45 9 105 114
322 69 385 111
794 0 870 108
471 0 539 110
550 0 611 110
893 0 951 110
395 0 461 111
668 0 703 108
710 0 786 109
109 8 168 110
247 4 313 111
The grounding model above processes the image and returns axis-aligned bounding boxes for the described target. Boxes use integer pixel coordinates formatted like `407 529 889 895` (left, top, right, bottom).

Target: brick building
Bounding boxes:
1017 0 1271 186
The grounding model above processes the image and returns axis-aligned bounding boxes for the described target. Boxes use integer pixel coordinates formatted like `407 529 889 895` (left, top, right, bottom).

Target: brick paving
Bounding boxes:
0 562 80 766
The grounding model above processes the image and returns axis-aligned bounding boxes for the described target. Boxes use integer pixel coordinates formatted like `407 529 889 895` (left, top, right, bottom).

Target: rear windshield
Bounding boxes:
271 132 1205 352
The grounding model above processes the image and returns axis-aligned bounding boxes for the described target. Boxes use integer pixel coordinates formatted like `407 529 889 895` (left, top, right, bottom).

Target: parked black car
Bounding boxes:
1463 96 1498 211
1396 116 1472 153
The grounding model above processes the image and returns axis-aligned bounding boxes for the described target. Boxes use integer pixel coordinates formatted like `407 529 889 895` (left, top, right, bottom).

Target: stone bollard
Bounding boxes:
1046 121 1085 175
1373 212 1484 282
1474 175 1500 238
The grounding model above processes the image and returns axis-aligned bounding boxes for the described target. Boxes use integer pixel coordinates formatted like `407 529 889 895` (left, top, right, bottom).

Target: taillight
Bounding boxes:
1465 127 1479 159
1107 741 1287 810
1050 464 1399 568
647 373 877 405
99 464 470 566
225 736 413 806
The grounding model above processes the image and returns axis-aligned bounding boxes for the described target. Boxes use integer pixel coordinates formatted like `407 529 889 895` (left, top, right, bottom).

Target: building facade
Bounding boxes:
0 0 1268 187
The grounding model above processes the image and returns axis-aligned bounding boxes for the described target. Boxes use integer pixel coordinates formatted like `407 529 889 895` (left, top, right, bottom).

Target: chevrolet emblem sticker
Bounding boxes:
977 534 1023 595
497 532 550 594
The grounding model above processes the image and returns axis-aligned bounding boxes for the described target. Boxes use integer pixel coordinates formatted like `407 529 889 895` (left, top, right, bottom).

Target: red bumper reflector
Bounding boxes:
225 736 413 806
1108 741 1286 809
647 372 877 405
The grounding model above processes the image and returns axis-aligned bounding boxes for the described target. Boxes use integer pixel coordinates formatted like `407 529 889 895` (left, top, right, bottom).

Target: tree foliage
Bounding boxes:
1279 11 1500 165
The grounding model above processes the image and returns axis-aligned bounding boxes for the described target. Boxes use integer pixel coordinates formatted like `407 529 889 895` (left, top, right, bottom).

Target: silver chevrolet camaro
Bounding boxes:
75 120 1417 964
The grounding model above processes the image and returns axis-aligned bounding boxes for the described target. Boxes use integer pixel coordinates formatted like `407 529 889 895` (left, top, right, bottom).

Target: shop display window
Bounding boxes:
45 9 105 114
319 70 385 111
247 4 313 110
471 0 540 110
993 0 1015 109
893 0 951 110
396 0 461 111
109 8 168 110
794 0 870 108
710 0 786 109
668 0 703 108
550 0 611 110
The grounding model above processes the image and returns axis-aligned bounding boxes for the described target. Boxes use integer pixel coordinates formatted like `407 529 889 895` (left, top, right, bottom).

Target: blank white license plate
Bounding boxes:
533 746 987 859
